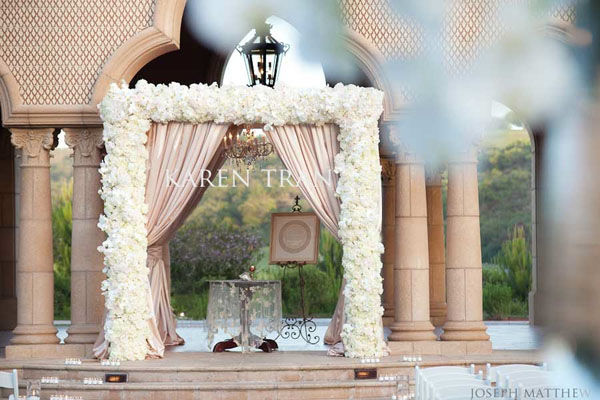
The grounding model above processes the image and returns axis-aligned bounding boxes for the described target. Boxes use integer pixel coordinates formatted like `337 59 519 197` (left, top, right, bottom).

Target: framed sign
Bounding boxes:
269 212 320 264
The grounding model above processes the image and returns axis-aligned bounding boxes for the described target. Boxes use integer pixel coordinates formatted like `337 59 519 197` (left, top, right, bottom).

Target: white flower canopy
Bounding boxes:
98 80 388 360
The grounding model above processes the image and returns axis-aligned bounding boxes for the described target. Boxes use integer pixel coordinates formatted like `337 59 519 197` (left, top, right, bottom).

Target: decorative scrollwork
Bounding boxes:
380 157 396 183
275 260 322 345
276 317 320 345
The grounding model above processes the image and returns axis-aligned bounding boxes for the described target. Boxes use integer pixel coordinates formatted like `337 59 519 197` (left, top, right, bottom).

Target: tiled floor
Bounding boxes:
0 319 540 353
484 321 541 350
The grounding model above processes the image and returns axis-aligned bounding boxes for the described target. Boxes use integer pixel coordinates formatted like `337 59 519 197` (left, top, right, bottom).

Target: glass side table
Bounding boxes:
207 280 282 353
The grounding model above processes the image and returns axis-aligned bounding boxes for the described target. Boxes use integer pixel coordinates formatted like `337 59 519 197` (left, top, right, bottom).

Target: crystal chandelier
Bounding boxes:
222 125 274 168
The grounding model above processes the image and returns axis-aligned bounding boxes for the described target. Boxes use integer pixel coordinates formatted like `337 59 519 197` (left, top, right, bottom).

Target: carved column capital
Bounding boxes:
64 128 104 166
395 148 423 165
10 128 57 166
381 157 396 185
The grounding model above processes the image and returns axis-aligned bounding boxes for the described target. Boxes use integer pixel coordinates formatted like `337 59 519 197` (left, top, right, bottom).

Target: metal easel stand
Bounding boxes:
274 196 320 345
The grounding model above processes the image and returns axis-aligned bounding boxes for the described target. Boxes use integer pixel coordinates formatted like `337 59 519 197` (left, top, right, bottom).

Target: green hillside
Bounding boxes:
482 128 530 149
51 147 73 199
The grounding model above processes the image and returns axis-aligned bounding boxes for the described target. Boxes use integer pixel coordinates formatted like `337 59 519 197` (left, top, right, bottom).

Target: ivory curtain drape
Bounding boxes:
264 124 345 351
94 122 229 358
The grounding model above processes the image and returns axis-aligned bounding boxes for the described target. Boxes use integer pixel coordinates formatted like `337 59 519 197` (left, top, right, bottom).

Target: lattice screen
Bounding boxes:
0 0 576 106
339 0 575 71
0 0 156 105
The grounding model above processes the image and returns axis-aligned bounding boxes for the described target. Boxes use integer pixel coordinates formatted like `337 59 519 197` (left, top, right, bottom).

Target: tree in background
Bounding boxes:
169 220 263 319
52 179 72 320
50 147 73 197
493 225 532 302
478 139 532 262
188 155 302 241
483 224 532 319
170 220 263 290
318 229 343 298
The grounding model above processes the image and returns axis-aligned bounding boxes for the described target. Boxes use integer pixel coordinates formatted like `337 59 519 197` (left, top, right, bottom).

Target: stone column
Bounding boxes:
425 168 447 327
381 157 396 326
441 146 490 346
388 150 436 343
9 129 58 345
64 128 105 344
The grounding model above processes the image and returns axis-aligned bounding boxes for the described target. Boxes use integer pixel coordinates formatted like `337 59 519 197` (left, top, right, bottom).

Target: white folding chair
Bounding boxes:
506 372 551 389
433 383 490 400
425 375 484 400
0 369 19 400
415 365 475 399
418 367 477 400
486 363 547 384
516 383 560 400
496 369 548 388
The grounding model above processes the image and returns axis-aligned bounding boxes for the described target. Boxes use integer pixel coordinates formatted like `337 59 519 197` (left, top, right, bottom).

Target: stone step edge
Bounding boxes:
18 380 398 391
1 357 543 372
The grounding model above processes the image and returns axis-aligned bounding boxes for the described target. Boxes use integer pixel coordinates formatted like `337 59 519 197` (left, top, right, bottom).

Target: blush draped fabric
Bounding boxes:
265 124 340 237
94 122 229 359
264 124 345 349
145 122 229 353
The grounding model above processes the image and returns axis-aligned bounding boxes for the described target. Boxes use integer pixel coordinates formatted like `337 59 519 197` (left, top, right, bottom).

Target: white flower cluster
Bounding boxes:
98 84 152 361
98 80 387 359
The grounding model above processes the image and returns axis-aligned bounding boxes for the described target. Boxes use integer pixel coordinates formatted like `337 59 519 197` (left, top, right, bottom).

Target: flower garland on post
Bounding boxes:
98 81 388 360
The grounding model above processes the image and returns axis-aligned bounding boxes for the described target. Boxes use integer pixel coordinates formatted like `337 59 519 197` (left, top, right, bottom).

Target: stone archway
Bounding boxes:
484 101 544 327
0 58 23 125
129 12 227 87
90 0 187 105
341 31 399 124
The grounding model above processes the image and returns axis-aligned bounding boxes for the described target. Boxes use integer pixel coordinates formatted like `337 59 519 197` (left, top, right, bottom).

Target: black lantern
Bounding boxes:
237 22 289 87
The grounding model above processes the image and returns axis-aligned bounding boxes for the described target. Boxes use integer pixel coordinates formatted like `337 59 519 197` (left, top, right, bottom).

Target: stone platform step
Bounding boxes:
0 351 542 399
17 363 416 384
12 358 540 385
8 380 399 400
